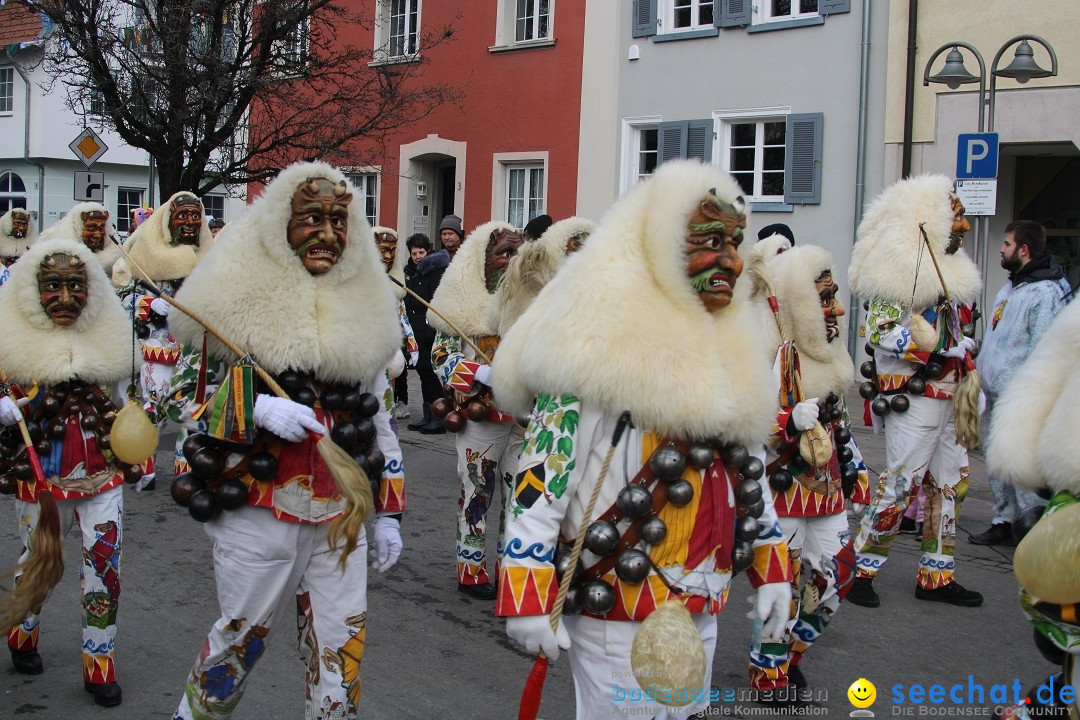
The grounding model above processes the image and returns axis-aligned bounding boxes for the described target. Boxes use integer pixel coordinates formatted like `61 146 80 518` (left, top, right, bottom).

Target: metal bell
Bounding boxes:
769 469 794 492
639 516 668 545
742 496 765 519
840 464 859 490
924 360 944 378
614 549 651 584
686 444 715 470
735 515 760 543
826 392 840 406
555 546 583 582
871 397 891 416
649 446 687 483
890 395 910 413
961 323 975 338
835 427 852 446
736 478 762 505
665 479 695 507
563 584 583 615
731 541 755 575
838 445 854 464
616 484 653 520
722 444 751 470
584 520 620 556
864 342 874 357
741 456 765 481
906 376 926 395
859 381 878 399
581 580 616 615
859 361 875 380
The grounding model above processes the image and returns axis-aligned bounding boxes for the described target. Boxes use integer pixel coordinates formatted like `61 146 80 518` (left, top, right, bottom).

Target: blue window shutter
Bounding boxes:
633 0 657 37
784 113 823 204
658 122 687 165
818 0 851 13
719 0 751 28
686 119 713 163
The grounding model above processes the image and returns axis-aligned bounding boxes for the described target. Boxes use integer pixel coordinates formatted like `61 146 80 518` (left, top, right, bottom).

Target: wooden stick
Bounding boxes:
387 276 493 365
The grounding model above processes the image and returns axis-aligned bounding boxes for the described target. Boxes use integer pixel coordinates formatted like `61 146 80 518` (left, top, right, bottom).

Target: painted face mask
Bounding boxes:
81 210 109 252
10 211 29 239
287 177 352 275
685 190 746 313
946 193 970 255
484 228 524 292
565 231 589 256
169 196 204 246
375 232 397 273
38 252 89 326
815 269 845 343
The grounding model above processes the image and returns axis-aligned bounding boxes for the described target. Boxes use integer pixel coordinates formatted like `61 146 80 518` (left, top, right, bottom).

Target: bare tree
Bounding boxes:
34 0 461 202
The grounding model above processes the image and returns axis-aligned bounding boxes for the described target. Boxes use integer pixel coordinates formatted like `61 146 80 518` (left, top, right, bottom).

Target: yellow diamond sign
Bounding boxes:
69 127 109 167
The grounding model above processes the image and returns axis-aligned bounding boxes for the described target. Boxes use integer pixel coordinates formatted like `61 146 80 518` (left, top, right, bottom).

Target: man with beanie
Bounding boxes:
439 214 464 258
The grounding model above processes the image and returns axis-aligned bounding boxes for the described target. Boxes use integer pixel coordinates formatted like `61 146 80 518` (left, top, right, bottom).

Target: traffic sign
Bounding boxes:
956 132 999 179
955 179 997 216
69 127 109 168
74 171 105 202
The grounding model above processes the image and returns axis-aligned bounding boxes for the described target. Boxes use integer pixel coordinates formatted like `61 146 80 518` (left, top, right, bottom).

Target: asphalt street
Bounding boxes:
0 382 1052 719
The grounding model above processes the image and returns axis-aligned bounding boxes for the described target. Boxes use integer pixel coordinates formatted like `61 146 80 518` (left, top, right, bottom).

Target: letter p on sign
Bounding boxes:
956 133 999 179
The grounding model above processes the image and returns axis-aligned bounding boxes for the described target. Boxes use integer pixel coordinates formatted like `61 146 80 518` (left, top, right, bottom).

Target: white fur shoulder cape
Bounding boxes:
111 191 215 287
39 202 122 273
0 209 38 260
427 220 515 338
491 160 776 447
0 238 136 386
372 226 406 300
849 174 981 309
169 162 402 385
987 299 1080 494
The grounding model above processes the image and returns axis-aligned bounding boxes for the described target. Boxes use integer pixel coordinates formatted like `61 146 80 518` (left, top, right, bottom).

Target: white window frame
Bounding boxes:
753 0 820 25
493 0 555 49
272 16 310 75
116 188 144 235
713 107 790 203
0 67 14 115
491 152 548 229
658 0 715 34
515 0 551 43
345 169 380 229
619 116 662 194
0 170 27 213
374 0 421 63
201 193 226 224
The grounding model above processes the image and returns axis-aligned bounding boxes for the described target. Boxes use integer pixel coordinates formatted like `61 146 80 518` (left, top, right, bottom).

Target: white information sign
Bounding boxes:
954 179 997 216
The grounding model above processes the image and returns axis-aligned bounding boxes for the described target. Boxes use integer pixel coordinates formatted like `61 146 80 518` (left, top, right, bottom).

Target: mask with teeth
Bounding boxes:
685 190 746 313
815 269 845 342
169 194 204 246
38 252 89 326
375 231 397 273
484 228 523 292
287 177 352 275
10 210 29 239
80 210 109 252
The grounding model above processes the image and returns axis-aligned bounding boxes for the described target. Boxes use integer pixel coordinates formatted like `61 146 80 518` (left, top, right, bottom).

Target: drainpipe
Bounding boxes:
847 0 873 356
7 52 46 228
900 0 918 178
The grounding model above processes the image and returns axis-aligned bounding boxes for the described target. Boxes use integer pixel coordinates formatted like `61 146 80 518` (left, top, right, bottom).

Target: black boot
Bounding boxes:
84 680 123 707
419 417 446 435
11 648 43 675
847 577 880 608
407 403 432 431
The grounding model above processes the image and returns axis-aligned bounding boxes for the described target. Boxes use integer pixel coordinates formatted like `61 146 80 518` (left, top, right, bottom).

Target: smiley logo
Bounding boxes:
848 678 877 708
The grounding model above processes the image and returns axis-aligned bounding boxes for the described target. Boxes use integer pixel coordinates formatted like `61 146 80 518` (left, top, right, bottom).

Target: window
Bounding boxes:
202 194 225 224
634 0 848 35
620 117 662 192
273 17 310 73
515 0 550 42
0 171 27 213
116 188 144 235
89 89 105 117
0 68 13 114
376 0 419 61
761 0 817 22
662 0 713 32
727 119 786 200
346 173 378 228
715 110 823 205
506 165 545 229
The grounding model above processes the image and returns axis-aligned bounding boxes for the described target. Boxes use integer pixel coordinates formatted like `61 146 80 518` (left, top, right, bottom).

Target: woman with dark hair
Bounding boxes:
404 233 451 433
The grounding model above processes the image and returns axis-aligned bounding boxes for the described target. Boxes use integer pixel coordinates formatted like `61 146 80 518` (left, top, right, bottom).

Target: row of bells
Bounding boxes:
554 442 766 616
430 396 488 432
858 341 932 417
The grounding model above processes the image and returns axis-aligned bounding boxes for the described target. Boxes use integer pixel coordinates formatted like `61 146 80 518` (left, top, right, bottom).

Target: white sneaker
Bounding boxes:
393 401 410 419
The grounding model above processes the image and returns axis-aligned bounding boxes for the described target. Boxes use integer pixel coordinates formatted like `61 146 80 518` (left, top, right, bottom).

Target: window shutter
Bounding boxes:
818 0 851 14
719 0 751 28
658 122 687 165
686 119 713 163
632 0 658 37
785 113 823 204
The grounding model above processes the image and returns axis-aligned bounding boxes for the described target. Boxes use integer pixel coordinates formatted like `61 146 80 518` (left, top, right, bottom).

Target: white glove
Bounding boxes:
0 395 29 426
473 364 493 387
370 515 403 572
150 297 170 316
409 351 420 367
252 394 325 442
506 615 572 661
940 336 976 360
747 582 792 642
790 398 820 432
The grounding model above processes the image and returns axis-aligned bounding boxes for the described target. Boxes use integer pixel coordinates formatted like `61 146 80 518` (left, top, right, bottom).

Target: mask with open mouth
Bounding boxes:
815 269 845 342
10 210 29 239
375 231 397 273
287 177 352 275
484 227 523 292
80 210 109 253
946 192 970 255
685 190 746 313
169 194 204 246
38 252 89 326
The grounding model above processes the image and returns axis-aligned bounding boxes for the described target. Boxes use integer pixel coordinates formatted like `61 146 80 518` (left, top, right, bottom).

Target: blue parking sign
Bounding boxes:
956 133 999 179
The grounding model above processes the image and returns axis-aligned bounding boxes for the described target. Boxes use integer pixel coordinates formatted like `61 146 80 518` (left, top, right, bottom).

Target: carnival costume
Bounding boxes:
40 202 122 273
745 243 868 693
428 219 524 595
987 299 1080 717
494 160 792 719
0 237 139 706
373 226 418 414
848 174 983 606
165 162 406 720
0 207 37 268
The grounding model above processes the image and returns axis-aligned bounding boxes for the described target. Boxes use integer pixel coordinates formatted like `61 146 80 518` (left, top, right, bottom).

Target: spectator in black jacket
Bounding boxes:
404 232 452 433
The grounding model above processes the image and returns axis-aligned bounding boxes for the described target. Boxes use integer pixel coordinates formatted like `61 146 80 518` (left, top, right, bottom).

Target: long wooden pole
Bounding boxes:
387 276 493 366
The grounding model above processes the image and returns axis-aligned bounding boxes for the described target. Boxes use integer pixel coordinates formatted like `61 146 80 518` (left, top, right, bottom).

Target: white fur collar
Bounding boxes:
491 161 776 446
168 162 402 385
39 202 123 273
0 238 136 386
427 220 515 338
754 234 791 260
111 191 215 287
849 174 981 308
489 216 596 337
987 300 1080 494
373 226 406 300
0 209 38 261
